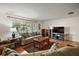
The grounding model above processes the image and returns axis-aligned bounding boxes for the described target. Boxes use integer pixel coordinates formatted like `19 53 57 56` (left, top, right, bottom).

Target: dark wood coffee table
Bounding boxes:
33 37 50 49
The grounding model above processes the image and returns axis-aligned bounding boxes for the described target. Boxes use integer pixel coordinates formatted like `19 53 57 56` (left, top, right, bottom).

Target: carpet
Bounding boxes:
25 44 53 53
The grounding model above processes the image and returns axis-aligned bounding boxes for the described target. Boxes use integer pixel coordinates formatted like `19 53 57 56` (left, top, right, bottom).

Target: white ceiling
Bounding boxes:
0 3 79 20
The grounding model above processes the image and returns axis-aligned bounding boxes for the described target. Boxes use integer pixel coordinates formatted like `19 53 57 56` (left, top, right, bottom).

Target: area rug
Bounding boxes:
24 44 53 53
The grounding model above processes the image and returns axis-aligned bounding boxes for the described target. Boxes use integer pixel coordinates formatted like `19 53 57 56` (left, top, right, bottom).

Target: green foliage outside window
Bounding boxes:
12 20 30 33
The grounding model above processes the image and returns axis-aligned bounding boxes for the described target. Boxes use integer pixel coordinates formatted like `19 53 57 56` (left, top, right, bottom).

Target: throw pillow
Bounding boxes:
49 42 58 52
2 47 19 56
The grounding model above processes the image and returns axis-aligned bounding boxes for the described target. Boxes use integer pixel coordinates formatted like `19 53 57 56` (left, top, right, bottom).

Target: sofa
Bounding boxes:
20 32 41 45
23 46 79 56
1 46 79 56
21 35 41 45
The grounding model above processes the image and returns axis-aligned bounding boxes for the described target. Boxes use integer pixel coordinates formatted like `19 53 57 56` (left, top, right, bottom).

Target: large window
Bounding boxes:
12 19 38 33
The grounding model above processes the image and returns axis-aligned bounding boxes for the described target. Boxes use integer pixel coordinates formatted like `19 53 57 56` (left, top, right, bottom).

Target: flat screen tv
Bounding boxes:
53 27 64 33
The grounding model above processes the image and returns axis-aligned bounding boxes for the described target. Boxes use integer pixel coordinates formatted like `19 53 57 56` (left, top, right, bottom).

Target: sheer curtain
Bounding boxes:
0 23 10 41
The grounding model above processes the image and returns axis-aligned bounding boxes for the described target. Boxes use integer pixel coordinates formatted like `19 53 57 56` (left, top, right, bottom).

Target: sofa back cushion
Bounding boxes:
49 46 79 56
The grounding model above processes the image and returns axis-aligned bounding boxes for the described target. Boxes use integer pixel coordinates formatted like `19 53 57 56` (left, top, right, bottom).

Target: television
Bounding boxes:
53 27 64 33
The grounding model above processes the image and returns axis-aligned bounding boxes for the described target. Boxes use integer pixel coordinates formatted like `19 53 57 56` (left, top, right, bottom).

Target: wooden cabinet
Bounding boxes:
41 29 51 38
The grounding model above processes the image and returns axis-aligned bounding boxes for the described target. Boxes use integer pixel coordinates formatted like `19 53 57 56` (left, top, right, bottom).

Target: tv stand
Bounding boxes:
53 33 64 40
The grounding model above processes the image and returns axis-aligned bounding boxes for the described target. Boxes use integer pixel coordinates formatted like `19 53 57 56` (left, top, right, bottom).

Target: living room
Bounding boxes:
0 3 79 56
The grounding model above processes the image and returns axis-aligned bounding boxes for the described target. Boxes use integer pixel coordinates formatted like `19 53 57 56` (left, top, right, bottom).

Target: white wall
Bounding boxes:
29 20 43 35
0 13 12 41
42 16 79 42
